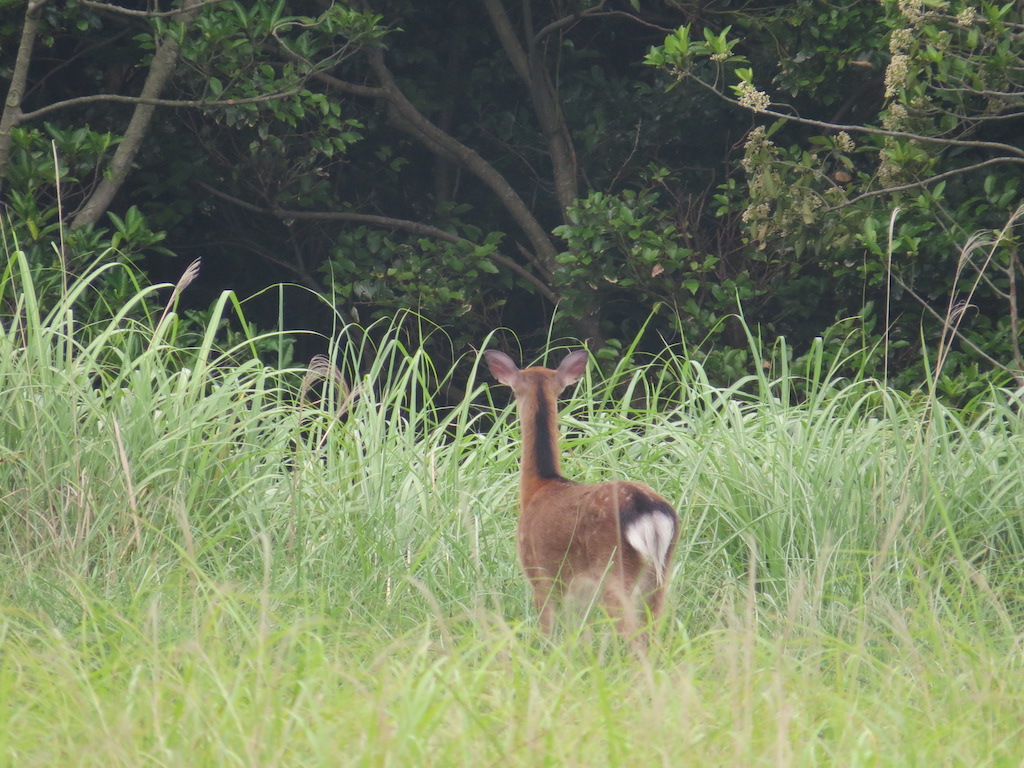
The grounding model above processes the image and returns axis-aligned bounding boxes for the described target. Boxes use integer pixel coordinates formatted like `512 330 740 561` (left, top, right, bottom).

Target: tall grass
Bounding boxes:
1 250 1022 765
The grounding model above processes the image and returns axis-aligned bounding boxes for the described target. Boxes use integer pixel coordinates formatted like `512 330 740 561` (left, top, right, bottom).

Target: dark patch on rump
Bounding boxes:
617 490 678 547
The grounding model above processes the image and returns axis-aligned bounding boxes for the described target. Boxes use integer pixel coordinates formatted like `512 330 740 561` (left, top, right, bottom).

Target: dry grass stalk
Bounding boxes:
153 258 202 338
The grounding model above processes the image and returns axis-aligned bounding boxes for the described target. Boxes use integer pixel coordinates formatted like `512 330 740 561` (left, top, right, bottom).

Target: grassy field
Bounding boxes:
2 252 1023 766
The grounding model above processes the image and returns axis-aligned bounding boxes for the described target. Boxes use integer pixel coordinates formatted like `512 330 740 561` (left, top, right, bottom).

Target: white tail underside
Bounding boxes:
623 512 675 586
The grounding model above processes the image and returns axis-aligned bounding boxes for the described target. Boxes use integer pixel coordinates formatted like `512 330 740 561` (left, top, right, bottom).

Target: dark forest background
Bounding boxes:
2 0 1022 396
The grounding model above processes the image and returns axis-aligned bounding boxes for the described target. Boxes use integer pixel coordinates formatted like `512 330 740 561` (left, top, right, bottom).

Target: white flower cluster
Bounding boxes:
897 0 925 26
836 131 856 153
741 202 772 223
956 7 978 26
882 102 910 130
737 81 771 112
884 54 910 98
740 127 781 227
878 152 900 186
889 27 913 55
741 125 774 170
984 96 1008 115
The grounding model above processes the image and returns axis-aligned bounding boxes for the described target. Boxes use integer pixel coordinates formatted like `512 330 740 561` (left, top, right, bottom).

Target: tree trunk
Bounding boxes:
71 0 201 230
290 9 606 345
0 0 52 193
481 0 579 216
364 49 564 281
481 0 601 344
365 48 603 344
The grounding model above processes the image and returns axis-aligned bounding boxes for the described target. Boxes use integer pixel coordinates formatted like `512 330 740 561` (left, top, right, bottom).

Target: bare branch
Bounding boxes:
281 13 601 340
199 182 561 305
309 68 387 96
18 88 306 123
893 273 1007 371
607 119 643 193
832 156 1024 210
0 0 53 189
482 0 530 82
685 73 1024 159
25 27 132 106
534 4 675 42
79 0 229 18
71 0 205 229
276 41 386 100
482 0 579 213
362 48 563 280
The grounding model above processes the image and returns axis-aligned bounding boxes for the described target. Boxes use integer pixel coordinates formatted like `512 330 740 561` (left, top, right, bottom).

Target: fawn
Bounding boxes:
484 348 678 649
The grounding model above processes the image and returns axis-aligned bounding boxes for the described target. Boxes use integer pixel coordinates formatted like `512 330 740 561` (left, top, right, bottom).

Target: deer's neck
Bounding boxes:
516 379 566 501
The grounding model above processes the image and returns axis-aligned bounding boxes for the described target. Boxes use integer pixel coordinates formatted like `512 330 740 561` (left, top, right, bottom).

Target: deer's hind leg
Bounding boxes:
601 577 645 652
525 571 560 636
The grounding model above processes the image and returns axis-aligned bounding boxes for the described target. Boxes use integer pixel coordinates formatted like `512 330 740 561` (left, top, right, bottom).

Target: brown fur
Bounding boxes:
484 348 678 649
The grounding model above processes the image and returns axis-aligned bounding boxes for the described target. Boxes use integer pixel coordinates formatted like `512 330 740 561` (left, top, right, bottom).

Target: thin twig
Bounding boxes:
684 74 1024 159
79 0 228 18
200 183 561 304
835 157 1024 210
18 88 306 123
891 274 1006 371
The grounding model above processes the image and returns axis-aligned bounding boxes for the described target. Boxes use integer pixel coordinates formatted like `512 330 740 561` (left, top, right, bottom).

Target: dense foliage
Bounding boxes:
1 0 1022 392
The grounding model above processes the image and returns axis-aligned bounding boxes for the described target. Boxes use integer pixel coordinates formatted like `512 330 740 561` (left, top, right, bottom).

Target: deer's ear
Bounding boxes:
483 350 522 387
555 349 589 388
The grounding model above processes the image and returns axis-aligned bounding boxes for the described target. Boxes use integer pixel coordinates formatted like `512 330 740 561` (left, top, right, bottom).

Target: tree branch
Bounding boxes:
17 88 306 123
685 73 1024 159
0 0 53 191
482 0 579 214
361 48 563 280
281 18 601 340
199 182 561 304
534 4 675 42
892 273 1008 372
71 0 204 230
79 0 228 17
833 156 1024 210
482 0 530 82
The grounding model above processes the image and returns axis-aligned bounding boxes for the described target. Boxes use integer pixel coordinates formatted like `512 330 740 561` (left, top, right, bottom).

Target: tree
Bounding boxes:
176 0 688 347
6 1 709 352
2 1 202 233
0 0 316 288
646 0 1024 389
4 0 1021 390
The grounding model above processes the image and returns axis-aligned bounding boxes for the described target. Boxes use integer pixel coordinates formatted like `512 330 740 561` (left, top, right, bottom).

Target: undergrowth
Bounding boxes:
1 250 1022 766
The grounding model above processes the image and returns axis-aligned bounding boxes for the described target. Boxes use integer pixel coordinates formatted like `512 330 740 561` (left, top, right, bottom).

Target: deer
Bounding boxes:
483 347 678 650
